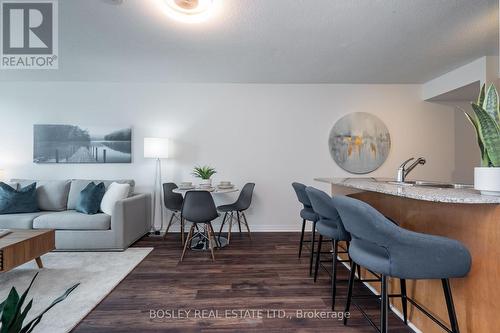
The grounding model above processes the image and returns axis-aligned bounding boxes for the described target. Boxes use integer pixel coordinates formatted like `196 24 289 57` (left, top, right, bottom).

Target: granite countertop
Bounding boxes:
314 177 500 204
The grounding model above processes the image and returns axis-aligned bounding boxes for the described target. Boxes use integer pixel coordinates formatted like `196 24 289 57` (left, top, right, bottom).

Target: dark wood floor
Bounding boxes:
73 232 412 333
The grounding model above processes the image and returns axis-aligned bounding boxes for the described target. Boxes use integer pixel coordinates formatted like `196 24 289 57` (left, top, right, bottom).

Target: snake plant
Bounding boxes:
0 273 79 333
192 165 217 179
464 84 500 167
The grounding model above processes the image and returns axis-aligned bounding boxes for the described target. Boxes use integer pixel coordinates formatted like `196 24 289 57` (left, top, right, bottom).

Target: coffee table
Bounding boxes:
0 229 55 273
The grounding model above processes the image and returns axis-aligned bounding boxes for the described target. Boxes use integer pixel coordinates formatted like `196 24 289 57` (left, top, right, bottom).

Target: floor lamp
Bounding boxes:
144 137 170 235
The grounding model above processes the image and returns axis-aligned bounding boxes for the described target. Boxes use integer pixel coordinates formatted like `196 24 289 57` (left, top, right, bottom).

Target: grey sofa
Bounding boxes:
0 179 151 251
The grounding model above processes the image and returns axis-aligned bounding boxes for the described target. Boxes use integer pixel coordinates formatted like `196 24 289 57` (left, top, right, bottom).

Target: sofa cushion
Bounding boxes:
100 182 130 215
33 210 111 230
76 182 106 214
12 179 71 211
0 211 50 229
5 182 18 190
67 179 135 210
0 182 38 214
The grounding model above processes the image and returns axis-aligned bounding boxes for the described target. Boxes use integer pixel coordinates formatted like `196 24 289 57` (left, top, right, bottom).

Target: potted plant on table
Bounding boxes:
464 83 500 196
192 165 217 188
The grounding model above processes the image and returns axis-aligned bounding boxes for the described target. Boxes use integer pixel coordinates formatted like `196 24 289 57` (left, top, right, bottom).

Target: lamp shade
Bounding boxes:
144 138 170 159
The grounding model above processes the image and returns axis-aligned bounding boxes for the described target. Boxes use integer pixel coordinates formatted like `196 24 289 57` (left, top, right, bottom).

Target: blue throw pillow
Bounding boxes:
0 182 38 214
76 182 106 215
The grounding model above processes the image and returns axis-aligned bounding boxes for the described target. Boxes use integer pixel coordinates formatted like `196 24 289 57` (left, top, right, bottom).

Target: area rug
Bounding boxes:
0 248 153 333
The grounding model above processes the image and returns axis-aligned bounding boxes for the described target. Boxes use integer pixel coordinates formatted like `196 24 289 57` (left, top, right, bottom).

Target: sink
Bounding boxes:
385 180 473 189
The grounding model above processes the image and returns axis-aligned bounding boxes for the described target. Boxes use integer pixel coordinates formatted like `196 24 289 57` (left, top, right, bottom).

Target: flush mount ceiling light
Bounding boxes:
161 0 217 24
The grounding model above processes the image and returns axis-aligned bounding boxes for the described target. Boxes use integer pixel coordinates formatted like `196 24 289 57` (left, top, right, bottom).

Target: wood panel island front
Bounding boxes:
315 177 500 333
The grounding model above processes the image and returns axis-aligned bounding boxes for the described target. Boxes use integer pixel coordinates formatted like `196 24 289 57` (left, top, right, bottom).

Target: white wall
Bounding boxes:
453 102 481 183
421 57 500 183
0 83 455 231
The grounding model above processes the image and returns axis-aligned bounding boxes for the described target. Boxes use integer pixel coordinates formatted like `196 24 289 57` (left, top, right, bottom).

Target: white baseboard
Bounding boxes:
157 224 304 233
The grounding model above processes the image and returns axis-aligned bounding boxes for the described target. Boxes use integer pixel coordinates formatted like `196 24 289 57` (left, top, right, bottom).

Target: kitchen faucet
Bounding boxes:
396 157 426 182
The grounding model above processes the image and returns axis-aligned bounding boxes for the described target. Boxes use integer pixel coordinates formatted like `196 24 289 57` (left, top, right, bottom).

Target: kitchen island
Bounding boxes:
315 177 500 333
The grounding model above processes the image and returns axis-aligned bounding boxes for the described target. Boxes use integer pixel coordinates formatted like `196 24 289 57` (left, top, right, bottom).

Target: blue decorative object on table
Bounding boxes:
76 182 106 214
0 182 38 214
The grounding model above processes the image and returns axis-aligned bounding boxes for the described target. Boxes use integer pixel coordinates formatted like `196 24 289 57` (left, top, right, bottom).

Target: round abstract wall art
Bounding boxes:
328 112 391 174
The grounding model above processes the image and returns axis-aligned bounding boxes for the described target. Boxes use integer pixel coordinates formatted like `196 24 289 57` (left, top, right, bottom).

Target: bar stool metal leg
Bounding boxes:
313 235 323 282
343 263 357 325
309 221 316 276
442 278 460 333
400 278 408 324
331 239 338 311
381 275 389 333
298 219 306 258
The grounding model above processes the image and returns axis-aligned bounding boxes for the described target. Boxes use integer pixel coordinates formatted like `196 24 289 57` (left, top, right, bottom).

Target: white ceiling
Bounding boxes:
1 0 498 83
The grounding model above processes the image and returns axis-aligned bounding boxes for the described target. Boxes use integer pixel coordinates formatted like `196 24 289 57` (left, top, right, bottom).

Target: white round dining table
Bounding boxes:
172 186 239 251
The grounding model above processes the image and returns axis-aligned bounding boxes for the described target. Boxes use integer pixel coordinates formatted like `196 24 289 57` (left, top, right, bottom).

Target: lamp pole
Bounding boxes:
151 157 164 235
144 137 170 236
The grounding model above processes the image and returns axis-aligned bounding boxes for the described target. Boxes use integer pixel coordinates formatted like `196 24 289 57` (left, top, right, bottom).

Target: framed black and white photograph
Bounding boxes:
33 124 132 164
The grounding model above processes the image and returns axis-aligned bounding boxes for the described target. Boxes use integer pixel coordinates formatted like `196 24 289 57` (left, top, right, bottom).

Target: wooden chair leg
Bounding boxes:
218 212 228 239
163 212 175 239
241 211 252 240
181 216 185 245
180 224 194 262
228 212 233 244
237 211 242 233
209 223 221 248
207 224 215 261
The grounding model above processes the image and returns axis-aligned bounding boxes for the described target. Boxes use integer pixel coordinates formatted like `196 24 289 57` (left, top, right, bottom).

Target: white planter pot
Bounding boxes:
475 167 500 196
199 179 212 187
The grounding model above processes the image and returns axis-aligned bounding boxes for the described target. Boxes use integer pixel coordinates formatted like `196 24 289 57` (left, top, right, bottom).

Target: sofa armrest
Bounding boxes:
111 193 151 248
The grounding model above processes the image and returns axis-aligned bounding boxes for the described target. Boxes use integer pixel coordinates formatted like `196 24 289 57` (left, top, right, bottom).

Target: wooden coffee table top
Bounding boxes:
0 229 55 273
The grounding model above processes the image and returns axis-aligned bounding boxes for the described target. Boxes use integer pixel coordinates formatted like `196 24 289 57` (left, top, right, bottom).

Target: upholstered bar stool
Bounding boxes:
334 196 471 333
292 182 319 276
305 186 351 311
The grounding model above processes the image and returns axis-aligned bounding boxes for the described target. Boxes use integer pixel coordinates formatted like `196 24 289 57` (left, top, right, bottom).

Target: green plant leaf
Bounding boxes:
192 165 217 180
483 84 500 125
9 273 38 329
10 300 33 333
1 287 19 333
477 83 486 106
464 110 490 167
472 103 500 167
2 273 38 333
21 283 80 333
